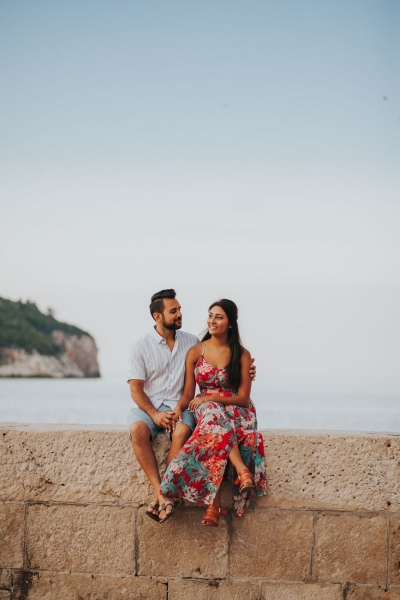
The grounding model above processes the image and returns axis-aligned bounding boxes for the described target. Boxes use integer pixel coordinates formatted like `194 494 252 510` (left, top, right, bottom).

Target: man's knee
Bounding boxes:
130 421 151 446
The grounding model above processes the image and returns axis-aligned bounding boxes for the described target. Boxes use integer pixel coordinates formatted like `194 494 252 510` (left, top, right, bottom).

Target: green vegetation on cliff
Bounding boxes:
0 297 92 356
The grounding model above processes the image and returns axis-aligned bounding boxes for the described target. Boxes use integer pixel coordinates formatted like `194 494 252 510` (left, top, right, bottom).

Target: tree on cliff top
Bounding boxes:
0 297 92 356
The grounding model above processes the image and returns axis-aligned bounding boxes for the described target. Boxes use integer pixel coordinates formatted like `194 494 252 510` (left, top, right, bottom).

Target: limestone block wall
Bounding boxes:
1 424 399 600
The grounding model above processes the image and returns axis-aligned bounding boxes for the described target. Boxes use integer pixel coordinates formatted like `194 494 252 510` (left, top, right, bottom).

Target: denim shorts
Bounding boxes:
126 403 196 440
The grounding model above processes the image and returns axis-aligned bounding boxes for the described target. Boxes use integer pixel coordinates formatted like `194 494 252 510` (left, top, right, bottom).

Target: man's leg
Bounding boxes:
130 421 162 511
158 424 192 522
159 412 194 521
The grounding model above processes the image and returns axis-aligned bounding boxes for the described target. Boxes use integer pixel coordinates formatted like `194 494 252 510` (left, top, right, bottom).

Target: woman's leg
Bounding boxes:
201 485 227 526
228 441 255 493
212 486 222 507
228 442 247 474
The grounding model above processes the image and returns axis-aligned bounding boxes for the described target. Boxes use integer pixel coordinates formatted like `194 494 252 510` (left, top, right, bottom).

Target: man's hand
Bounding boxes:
249 357 256 381
152 410 175 432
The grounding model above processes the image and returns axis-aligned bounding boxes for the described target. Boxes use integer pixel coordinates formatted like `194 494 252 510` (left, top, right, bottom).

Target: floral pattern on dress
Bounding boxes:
160 355 267 517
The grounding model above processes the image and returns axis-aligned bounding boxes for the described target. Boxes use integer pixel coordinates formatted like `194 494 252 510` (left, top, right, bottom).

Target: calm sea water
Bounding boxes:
0 375 399 432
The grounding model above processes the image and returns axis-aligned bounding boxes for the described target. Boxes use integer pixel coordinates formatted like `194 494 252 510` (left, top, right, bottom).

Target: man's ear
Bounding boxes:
153 311 162 324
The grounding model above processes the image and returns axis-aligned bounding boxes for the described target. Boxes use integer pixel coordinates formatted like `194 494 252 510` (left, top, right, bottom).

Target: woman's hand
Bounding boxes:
170 406 184 429
189 397 207 411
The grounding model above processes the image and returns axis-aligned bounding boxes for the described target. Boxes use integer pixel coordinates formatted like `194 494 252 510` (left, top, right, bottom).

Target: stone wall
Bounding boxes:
1 424 399 600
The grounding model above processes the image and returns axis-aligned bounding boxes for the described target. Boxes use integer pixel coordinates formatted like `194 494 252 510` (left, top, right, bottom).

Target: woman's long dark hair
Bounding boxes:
201 299 243 388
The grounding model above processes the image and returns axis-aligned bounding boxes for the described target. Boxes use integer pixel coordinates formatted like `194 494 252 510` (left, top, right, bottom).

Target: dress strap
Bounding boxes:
201 343 207 357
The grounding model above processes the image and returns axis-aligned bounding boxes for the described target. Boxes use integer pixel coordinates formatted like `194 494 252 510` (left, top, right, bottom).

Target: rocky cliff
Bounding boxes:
0 298 100 378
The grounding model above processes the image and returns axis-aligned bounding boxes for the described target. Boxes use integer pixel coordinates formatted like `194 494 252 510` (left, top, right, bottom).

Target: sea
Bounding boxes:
0 375 399 432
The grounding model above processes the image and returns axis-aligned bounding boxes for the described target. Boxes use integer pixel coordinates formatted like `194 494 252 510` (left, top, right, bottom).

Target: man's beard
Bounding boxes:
162 319 182 331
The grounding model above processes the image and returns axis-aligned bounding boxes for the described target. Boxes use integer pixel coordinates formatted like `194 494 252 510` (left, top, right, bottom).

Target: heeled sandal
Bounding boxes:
234 467 256 494
201 505 227 527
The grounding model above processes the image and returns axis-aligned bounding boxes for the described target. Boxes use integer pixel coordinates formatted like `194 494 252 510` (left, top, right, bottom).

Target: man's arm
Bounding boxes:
129 379 175 432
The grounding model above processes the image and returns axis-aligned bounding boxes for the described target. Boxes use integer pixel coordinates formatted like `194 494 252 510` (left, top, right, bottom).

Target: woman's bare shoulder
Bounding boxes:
187 342 204 359
241 347 252 362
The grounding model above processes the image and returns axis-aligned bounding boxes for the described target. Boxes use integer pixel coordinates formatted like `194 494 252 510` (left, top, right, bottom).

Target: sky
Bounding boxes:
1 0 399 387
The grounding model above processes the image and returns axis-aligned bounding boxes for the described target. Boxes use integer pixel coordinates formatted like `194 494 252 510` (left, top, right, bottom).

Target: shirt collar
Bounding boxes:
150 326 178 345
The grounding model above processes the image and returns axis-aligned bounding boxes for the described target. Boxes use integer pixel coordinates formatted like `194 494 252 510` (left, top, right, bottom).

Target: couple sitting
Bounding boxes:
127 289 267 526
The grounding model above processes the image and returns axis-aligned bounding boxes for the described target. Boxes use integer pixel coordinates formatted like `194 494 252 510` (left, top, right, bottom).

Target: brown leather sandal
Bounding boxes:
145 501 160 522
201 505 227 527
234 467 256 494
159 501 175 524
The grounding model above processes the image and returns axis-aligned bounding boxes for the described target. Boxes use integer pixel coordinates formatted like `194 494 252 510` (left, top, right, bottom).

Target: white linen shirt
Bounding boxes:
127 328 199 410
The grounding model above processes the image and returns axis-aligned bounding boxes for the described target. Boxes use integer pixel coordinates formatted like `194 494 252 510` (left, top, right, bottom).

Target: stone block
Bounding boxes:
314 512 387 585
259 582 343 599
347 586 400 599
168 579 261 599
230 508 313 580
0 592 10 599
138 507 229 578
261 431 400 512
2 426 400 514
0 424 168 505
0 503 24 568
389 513 400 586
168 580 343 600
17 572 166 600
26 504 135 574
0 568 12 588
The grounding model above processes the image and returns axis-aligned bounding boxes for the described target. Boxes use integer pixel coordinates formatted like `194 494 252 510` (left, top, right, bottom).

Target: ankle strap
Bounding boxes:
208 505 227 515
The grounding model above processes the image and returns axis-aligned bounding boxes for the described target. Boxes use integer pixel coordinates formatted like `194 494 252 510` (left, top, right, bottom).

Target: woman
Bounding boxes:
159 299 267 526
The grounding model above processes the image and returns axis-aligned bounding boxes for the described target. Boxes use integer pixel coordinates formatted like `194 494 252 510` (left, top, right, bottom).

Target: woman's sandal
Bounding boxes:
201 505 227 527
234 467 256 494
145 501 160 522
159 501 175 524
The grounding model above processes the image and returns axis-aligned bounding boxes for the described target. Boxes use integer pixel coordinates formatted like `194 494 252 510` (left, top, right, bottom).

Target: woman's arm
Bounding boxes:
188 349 252 410
172 345 201 417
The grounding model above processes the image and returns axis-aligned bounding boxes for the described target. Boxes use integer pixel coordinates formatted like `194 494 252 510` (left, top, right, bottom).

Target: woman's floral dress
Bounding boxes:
160 353 267 517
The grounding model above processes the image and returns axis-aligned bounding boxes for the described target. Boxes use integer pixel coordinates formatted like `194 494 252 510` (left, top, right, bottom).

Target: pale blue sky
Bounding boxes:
1 0 399 383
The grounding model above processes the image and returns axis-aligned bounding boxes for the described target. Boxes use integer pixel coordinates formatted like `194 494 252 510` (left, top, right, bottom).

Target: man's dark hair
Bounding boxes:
149 289 176 317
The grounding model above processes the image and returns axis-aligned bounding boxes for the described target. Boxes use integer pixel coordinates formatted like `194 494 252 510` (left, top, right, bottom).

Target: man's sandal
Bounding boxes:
201 505 227 527
159 501 175 524
234 467 256 494
145 501 160 522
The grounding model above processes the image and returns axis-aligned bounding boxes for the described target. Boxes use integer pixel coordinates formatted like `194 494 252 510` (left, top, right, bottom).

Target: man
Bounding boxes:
127 288 255 523
127 289 197 523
